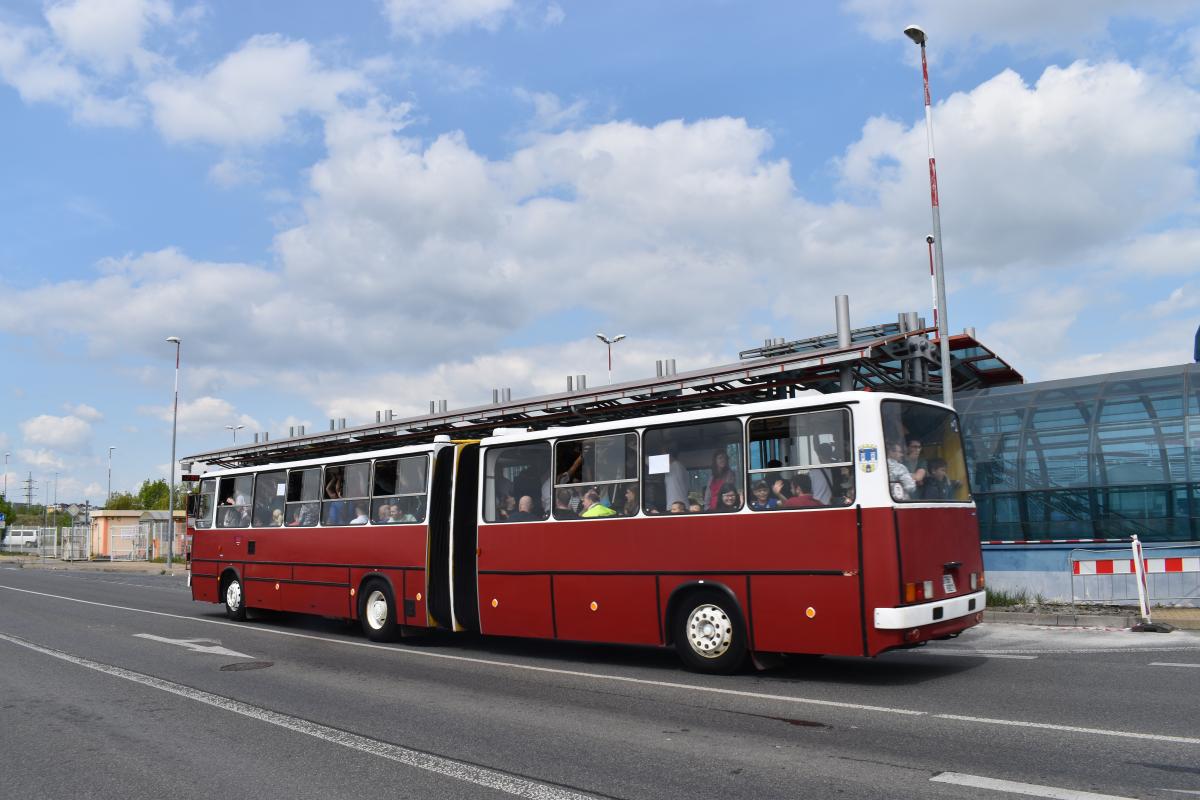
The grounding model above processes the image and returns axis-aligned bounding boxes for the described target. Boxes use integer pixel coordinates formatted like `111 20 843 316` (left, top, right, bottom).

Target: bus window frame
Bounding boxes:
881 399 974 505
251 469 287 528
194 478 217 529
482 440 552 524
552 430 640 521
284 466 322 527
322 460 373 526
744 406 855 511
640 415 745 515
370 453 430 525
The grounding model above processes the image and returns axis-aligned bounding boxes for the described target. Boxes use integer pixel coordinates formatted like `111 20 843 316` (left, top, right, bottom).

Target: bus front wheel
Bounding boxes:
223 574 247 622
673 590 747 674
359 580 397 642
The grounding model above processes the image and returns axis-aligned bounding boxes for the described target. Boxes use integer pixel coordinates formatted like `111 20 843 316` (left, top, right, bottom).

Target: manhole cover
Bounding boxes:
220 661 273 671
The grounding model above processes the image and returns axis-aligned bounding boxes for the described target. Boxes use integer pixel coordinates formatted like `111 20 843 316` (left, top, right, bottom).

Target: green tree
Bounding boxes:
105 492 140 510
136 479 171 510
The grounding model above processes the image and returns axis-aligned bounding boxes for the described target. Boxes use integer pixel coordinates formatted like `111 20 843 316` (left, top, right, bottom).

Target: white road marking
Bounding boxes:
934 714 1200 745
1161 789 1200 795
931 772 1137 799
1149 662 1200 668
0 631 598 800
134 633 253 659
3 582 1199 746
901 650 1038 660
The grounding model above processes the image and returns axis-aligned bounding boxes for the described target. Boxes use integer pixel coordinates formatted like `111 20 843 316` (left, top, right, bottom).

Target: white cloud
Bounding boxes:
146 34 367 146
842 0 1196 57
207 156 264 187
513 88 586 133
20 414 92 452
1148 284 1200 318
63 403 103 421
140 396 260 437
45 0 171 74
15 448 67 470
379 0 515 39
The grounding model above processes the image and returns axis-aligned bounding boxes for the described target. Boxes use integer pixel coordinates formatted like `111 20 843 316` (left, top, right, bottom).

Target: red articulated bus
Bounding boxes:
188 392 986 673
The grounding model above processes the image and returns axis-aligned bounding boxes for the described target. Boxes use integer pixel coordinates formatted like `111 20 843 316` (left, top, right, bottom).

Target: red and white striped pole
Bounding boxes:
1131 535 1151 623
905 25 953 408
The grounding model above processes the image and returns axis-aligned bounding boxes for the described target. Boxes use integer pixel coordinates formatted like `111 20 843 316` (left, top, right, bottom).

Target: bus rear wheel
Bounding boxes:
673 590 747 674
359 579 397 642
223 574 247 621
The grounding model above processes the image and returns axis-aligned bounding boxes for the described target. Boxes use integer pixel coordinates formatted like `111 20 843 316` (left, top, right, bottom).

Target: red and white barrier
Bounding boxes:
1072 557 1200 575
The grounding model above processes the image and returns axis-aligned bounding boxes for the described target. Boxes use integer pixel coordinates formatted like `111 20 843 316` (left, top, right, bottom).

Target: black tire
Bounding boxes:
672 589 747 674
223 574 247 621
359 579 398 642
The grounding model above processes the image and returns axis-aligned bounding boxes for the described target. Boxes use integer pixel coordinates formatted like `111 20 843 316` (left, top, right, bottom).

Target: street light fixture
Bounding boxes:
225 424 244 443
3 451 9 501
167 336 182 570
595 333 626 385
903 23 954 409
107 446 116 504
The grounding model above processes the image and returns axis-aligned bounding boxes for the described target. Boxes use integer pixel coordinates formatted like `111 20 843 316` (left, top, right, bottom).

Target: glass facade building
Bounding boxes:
957 363 1200 544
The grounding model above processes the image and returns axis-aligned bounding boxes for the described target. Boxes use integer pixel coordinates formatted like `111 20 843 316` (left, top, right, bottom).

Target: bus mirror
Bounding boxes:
185 494 199 516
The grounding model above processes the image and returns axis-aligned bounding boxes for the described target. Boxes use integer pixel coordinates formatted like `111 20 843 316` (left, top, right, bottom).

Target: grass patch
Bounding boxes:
149 556 186 564
986 587 1047 607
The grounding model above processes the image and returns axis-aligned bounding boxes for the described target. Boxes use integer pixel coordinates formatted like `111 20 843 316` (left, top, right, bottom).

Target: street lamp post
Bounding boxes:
904 24 954 409
225 424 244 443
167 336 182 570
106 446 116 504
3 452 9 500
595 333 626 384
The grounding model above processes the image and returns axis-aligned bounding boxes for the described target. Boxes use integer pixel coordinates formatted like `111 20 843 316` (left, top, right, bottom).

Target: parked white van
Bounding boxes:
4 529 39 547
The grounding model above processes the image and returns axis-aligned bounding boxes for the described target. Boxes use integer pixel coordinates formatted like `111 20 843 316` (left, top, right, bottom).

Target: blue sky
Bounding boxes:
2 0 1199 506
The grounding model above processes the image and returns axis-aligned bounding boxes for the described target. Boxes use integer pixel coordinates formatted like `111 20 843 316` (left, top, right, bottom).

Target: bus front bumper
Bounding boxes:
873 590 987 630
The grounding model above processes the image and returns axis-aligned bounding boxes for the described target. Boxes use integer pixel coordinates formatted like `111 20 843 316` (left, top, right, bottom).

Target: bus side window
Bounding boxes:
554 433 638 519
372 454 428 524
746 409 854 510
252 470 286 527
644 419 742 514
484 443 551 523
217 476 252 528
285 467 321 527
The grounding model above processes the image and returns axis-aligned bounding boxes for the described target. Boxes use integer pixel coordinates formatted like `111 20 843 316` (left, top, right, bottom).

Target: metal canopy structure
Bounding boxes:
184 320 1022 470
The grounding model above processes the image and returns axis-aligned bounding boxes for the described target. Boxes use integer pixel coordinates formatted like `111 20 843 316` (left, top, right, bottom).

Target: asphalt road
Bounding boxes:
1 566 1198 800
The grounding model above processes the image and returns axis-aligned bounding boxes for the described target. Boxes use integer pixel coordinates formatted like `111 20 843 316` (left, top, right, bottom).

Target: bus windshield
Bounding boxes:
882 401 971 503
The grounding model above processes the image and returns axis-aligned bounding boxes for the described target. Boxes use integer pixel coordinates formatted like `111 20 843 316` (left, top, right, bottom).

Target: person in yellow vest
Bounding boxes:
579 489 615 518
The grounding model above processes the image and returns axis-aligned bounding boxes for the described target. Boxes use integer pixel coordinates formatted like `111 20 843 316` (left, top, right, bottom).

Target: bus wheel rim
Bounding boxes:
686 603 732 659
226 580 241 609
366 590 388 630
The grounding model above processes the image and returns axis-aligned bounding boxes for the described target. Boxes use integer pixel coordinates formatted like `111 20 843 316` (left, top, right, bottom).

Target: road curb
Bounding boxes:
983 610 1137 628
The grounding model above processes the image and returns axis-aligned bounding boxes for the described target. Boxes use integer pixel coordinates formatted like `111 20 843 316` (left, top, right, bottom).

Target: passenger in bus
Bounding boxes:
687 502 703 513
920 458 961 500
665 456 689 508
780 474 823 508
579 489 616 518
620 486 639 517
508 495 539 522
271 509 284 526
669 501 687 514
749 480 778 510
886 442 921 500
350 504 369 525
903 439 927 476
495 493 516 521
554 488 579 519
809 443 838 505
714 484 741 513
703 451 736 510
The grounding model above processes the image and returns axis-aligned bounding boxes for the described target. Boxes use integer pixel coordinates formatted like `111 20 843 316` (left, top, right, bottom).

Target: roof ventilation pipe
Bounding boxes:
836 295 853 392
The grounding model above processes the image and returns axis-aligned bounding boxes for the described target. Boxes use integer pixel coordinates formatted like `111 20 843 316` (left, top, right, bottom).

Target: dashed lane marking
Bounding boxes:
931 771 1137 799
0 631 601 800
2 582 1200 746
1149 662 1200 668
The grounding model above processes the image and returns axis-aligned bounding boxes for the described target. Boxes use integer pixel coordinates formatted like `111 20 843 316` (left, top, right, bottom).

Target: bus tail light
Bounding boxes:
904 581 936 602
904 582 917 602
969 572 978 591
923 580 934 599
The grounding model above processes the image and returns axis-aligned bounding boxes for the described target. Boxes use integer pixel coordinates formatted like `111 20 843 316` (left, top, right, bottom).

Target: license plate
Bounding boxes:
942 574 957 594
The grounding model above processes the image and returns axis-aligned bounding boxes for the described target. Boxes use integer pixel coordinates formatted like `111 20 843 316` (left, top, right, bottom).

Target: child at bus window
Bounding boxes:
919 458 961 500
714 483 741 513
669 501 687 514
687 502 703 513
271 509 284 526
749 480 778 511
886 442 921 500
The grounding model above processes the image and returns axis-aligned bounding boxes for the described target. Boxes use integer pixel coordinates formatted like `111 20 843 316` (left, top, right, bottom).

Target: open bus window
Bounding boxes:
217 475 253 528
554 433 638 519
285 467 321 527
747 409 854 510
323 462 371 525
882 400 972 503
643 419 742 514
252 470 286 527
372 455 429 524
484 442 551 522
194 479 216 529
